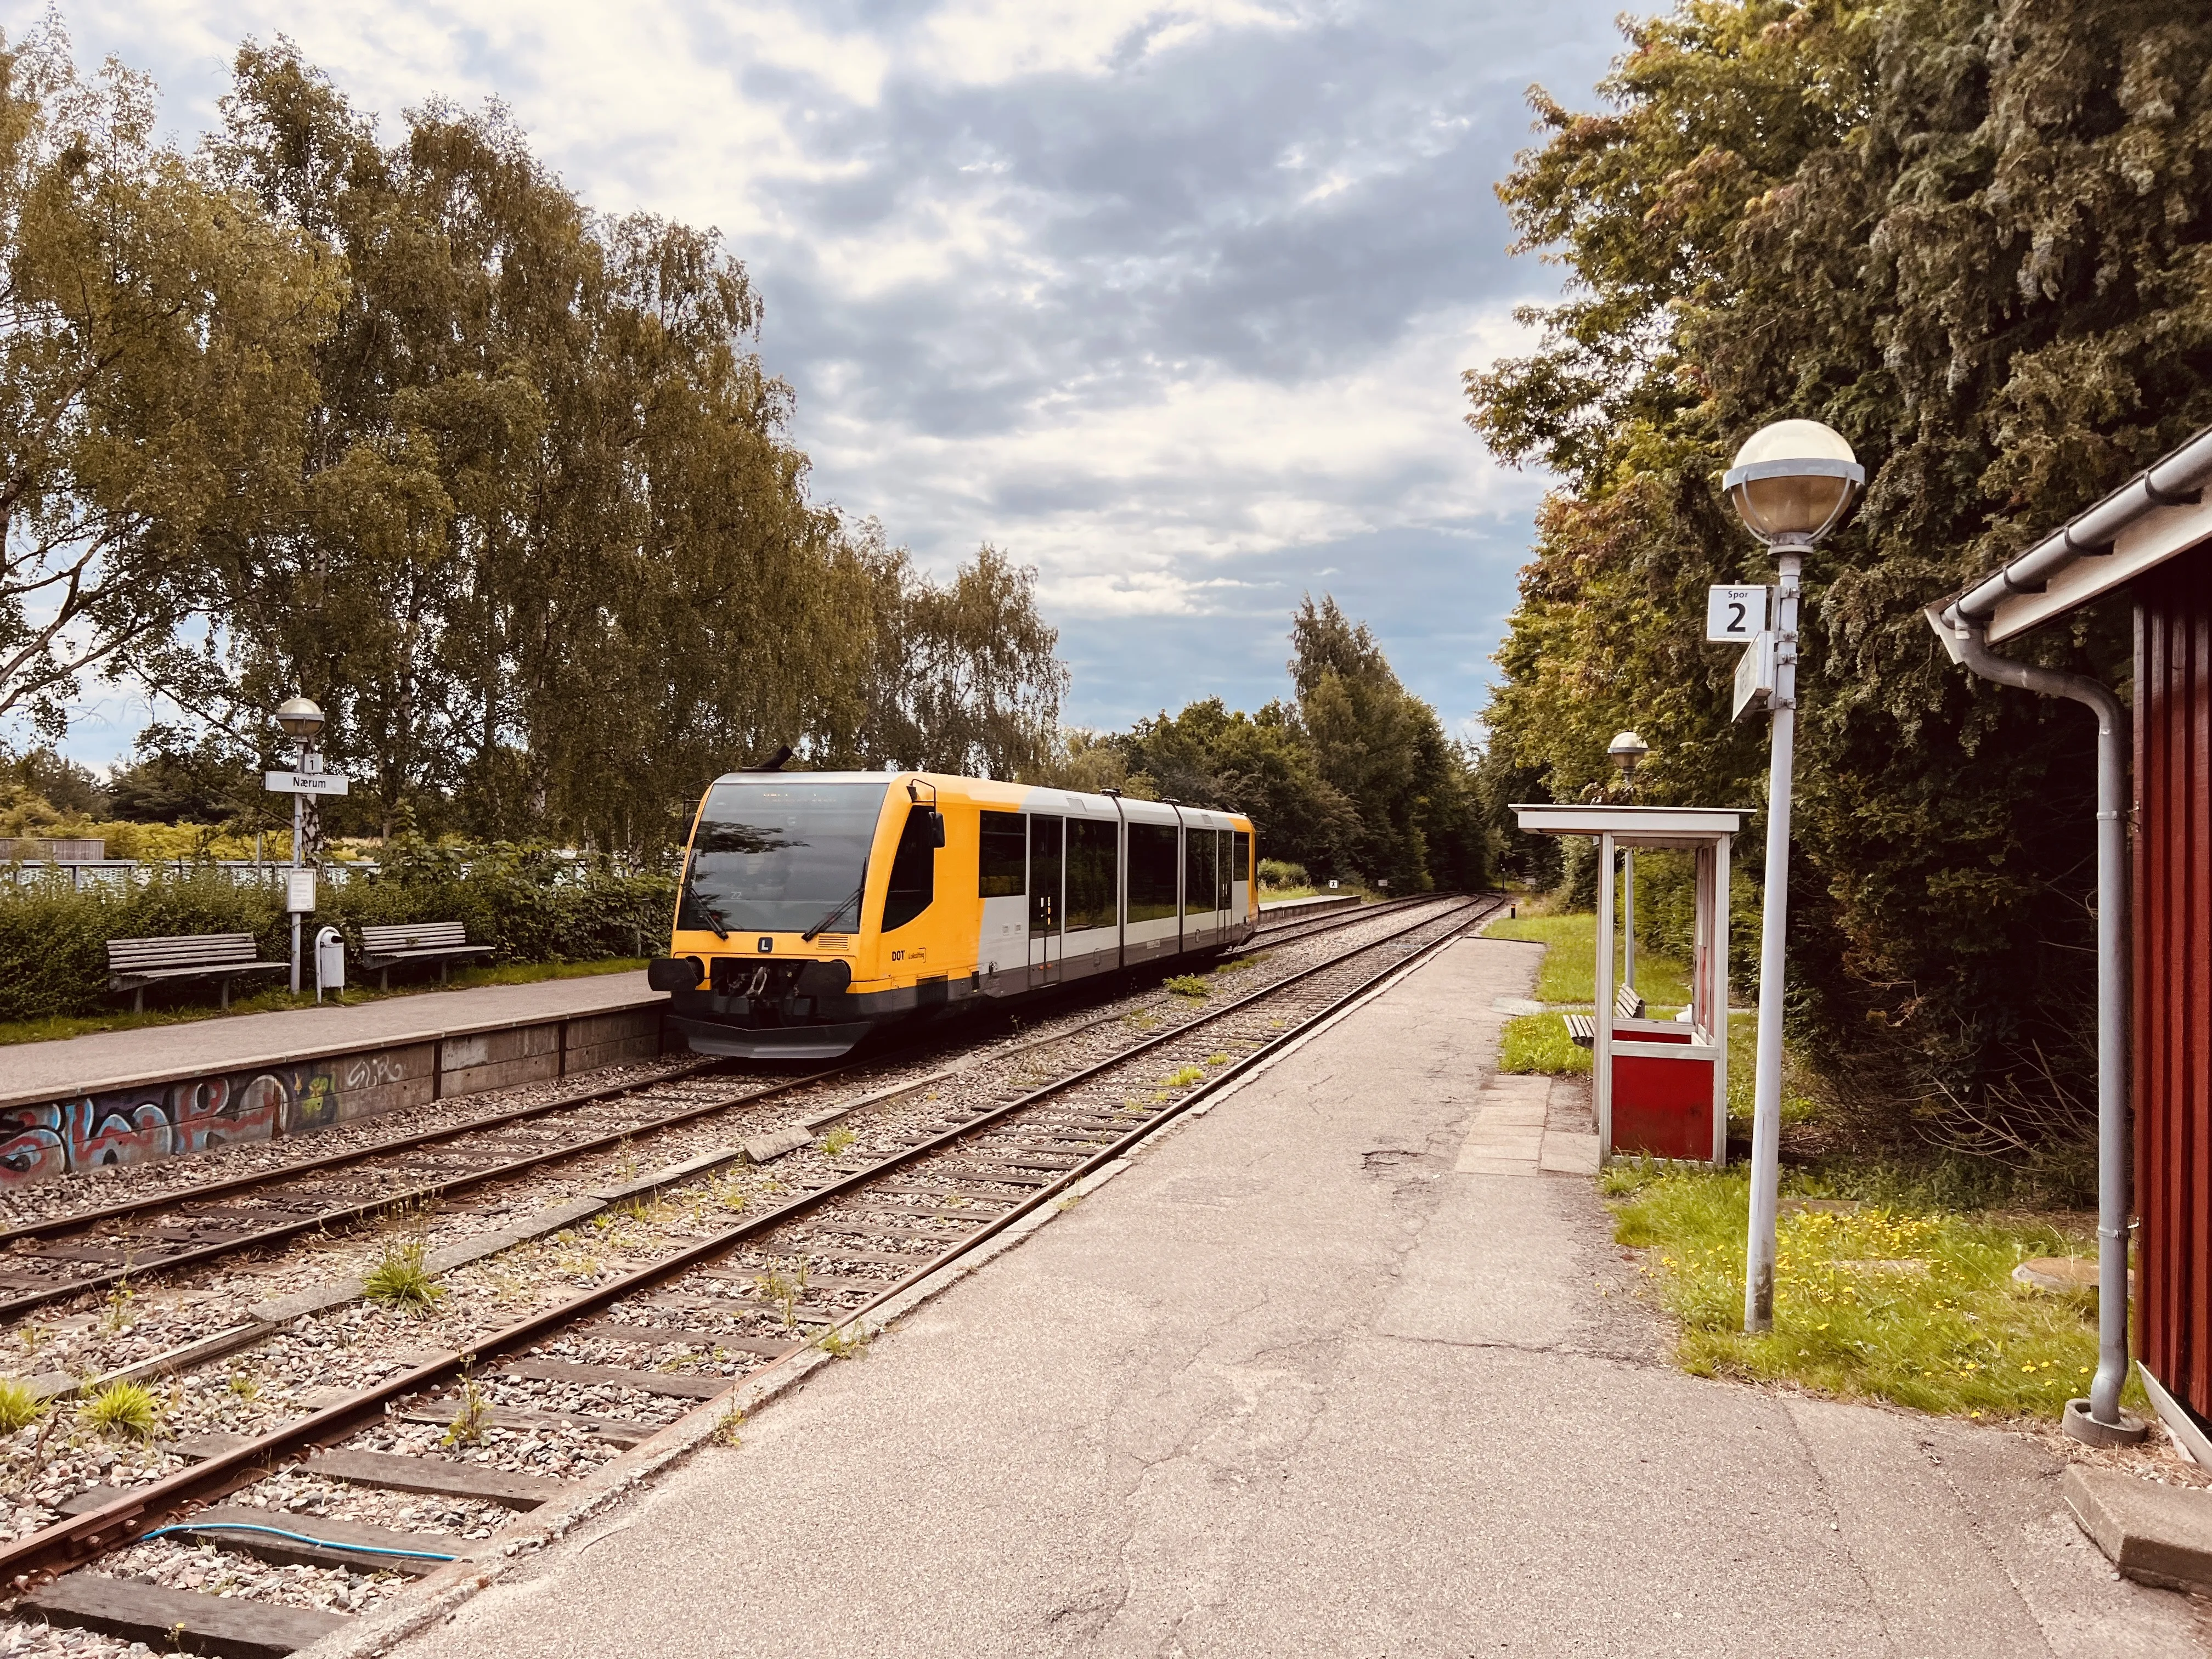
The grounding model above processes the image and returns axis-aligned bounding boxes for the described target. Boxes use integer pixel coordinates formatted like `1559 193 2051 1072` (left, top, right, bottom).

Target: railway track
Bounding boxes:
0 894 1414 1329
0 892 1497 1656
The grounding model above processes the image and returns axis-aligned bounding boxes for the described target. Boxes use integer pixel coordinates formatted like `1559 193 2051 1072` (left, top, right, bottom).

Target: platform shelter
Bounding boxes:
1513 805 1749 1166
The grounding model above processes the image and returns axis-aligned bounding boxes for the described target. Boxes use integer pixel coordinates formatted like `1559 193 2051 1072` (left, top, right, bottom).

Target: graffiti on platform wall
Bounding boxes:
0 1043 425 1188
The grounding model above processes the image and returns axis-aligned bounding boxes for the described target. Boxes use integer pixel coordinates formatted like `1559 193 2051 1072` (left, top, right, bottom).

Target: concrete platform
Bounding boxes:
386 938 2202 1658
0 971 659 1114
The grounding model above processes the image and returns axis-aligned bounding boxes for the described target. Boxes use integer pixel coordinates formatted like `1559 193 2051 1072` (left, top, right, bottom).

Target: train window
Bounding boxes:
1184 825 1217 915
882 805 938 931
1065 818 1119 932
1126 823 1177 922
682 779 889 935
1232 831 1250 887
979 811 1025 898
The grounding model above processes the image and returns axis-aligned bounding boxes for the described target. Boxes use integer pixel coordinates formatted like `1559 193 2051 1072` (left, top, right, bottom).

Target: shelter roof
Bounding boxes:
1937 422 2212 643
1510 804 1752 849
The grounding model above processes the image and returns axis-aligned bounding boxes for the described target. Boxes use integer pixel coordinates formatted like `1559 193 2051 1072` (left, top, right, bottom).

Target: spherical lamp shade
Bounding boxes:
1607 731 1649 775
275 695 325 740
1723 419 1865 545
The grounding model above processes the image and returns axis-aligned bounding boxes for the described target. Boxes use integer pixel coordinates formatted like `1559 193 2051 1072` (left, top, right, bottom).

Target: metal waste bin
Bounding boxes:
315 925 346 1002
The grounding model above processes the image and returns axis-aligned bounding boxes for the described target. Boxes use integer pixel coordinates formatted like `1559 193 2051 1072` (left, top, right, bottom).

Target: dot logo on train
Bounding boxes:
647 771 1257 1059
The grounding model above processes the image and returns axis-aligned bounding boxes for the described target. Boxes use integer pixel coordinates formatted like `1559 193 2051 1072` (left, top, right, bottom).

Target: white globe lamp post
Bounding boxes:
275 696 325 994
1723 420 1864 1333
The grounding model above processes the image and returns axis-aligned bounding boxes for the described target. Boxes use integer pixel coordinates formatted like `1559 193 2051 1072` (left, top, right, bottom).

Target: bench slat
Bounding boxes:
359 923 469 949
107 934 263 969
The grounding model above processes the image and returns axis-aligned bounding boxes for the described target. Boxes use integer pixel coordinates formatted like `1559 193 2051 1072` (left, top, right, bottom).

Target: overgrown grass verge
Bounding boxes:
1499 1013 1590 1075
1480 911 1691 1006
0 956 649 1047
1604 1161 2135 1423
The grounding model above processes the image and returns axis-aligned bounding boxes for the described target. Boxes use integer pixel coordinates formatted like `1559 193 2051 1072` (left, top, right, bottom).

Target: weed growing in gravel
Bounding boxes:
1205 1053 1231 1066
1164 975 1209 998
1215 955 1265 974
708 1175 748 1212
18 1324 44 1362
820 1126 856 1158
755 1263 809 1327
227 1373 260 1403
101 1280 136 1335
0 1379 45 1432
362 1238 445 1312
713 1405 744 1447
816 1323 871 1359
78 1381 161 1439
1164 1066 1204 1088
614 1135 639 1183
443 1378 490 1447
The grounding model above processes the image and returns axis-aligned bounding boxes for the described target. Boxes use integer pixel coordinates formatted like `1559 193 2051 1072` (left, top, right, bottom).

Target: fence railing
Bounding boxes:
0 860 383 892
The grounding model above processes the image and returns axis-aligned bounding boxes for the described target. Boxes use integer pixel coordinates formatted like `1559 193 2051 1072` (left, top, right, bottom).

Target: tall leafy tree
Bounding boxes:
1468 0 2212 1141
0 25 336 742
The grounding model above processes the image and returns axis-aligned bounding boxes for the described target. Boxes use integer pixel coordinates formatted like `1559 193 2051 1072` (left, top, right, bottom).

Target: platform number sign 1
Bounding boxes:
1705 585 1769 644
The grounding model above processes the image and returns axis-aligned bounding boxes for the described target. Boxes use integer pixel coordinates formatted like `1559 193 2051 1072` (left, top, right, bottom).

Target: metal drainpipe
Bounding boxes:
1949 619 2144 1442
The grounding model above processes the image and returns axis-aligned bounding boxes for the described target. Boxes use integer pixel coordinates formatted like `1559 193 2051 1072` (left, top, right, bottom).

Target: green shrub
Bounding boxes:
0 842 678 1022
1257 859 1308 889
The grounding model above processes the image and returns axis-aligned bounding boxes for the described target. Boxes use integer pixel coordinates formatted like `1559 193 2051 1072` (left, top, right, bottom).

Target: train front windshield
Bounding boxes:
679 781 890 936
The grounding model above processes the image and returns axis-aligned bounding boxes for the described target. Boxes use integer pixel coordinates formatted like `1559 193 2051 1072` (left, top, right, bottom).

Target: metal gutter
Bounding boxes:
1944 427 2212 640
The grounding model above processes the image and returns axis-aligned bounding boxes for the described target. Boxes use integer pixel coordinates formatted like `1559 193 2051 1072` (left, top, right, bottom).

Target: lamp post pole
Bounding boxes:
1743 547 1802 1330
273 695 327 997
1719 419 1864 1335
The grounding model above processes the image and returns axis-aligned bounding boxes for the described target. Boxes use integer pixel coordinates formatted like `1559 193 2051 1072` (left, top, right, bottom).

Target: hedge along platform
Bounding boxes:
1512 805 1750 1165
0 972 668 1192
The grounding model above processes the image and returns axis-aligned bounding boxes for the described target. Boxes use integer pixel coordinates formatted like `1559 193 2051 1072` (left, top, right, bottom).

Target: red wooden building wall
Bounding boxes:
2136 551 2212 1422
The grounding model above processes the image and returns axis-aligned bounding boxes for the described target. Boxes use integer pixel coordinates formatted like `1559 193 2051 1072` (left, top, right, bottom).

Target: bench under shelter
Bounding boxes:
1511 804 1748 1166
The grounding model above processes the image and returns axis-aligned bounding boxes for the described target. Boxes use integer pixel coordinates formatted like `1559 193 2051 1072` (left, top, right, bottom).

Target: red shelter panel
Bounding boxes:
2136 550 2212 1423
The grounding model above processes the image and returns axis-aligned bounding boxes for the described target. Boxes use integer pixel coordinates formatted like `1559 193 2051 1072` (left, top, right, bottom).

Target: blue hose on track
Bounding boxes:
139 1521 458 1561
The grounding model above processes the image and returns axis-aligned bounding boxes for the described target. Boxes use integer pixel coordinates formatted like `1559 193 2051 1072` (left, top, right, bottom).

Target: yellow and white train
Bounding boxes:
647 771 1259 1059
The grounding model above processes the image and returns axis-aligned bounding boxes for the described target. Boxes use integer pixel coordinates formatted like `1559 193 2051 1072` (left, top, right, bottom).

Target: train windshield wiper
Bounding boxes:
802 884 863 941
684 867 731 940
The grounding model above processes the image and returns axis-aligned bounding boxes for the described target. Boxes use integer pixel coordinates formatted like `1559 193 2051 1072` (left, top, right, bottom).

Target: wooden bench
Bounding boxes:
107 934 286 1012
357 921 494 989
1566 984 1647 1048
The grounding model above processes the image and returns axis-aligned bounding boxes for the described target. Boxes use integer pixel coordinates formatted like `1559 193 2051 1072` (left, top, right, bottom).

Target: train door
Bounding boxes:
1029 814 1063 987
1230 828 1251 931
1184 822 1220 948
978 810 1029 995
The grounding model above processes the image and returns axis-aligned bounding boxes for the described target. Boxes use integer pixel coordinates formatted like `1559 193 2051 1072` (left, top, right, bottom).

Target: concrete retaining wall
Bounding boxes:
0 1003 668 1190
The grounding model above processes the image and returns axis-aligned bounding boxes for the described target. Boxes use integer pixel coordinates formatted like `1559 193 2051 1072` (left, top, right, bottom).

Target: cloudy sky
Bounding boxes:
26 0 1627 763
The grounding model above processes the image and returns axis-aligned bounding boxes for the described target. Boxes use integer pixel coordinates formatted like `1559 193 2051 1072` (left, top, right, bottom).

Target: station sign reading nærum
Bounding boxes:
264 770 349 796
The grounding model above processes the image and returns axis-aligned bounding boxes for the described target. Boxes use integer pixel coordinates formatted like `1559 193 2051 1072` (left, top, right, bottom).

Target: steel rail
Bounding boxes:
0 894 1490 1594
0 897 1454 1317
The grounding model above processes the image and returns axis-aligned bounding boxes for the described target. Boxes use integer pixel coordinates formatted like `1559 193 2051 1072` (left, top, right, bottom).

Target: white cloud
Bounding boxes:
13 0 1626 755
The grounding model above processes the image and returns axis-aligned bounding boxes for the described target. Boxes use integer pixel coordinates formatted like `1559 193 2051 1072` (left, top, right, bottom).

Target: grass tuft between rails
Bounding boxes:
1602 1161 2140 1423
0 1378 44 1432
362 1236 445 1311
78 1380 161 1439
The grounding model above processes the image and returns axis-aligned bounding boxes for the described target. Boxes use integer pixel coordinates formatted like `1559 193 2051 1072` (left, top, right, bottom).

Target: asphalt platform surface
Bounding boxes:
391 937 2203 1657
2 971 658 1110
